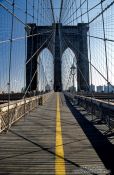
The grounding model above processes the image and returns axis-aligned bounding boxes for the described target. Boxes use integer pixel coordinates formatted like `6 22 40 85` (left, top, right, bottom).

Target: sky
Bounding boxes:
53 0 61 21
0 0 56 92
0 0 114 92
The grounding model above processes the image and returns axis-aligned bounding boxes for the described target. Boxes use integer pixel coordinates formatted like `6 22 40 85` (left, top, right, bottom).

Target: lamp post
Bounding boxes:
70 63 76 93
49 80 52 91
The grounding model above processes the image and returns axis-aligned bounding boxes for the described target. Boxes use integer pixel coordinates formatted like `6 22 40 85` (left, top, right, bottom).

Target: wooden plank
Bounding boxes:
0 94 56 175
0 92 112 174
60 93 111 175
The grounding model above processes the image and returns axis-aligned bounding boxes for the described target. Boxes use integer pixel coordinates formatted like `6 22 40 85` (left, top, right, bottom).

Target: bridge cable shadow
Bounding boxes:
9 129 97 175
65 95 114 175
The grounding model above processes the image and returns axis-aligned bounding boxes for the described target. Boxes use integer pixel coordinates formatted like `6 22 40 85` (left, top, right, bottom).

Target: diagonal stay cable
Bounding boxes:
61 33 105 114
64 0 106 25
0 2 31 30
0 30 53 44
63 34 114 89
26 32 54 65
23 68 38 99
89 0 114 24
23 32 54 97
63 0 87 24
62 33 113 126
4 0 38 21
62 34 92 93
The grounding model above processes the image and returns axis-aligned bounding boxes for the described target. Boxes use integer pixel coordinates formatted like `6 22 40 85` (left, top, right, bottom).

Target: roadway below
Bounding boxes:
0 93 113 175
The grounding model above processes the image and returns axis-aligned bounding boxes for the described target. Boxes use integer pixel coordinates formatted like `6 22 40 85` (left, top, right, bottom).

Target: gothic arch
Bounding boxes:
38 48 54 91
62 48 76 89
38 48 54 61
26 23 89 92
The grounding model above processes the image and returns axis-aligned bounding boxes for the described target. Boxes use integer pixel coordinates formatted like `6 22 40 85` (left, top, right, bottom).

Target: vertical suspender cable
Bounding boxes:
80 0 83 22
101 0 110 128
37 0 39 92
23 0 28 115
87 0 92 92
50 0 55 23
75 0 78 25
87 0 94 119
101 0 109 96
24 0 28 94
59 0 63 23
7 0 15 131
30 0 35 92
33 0 35 23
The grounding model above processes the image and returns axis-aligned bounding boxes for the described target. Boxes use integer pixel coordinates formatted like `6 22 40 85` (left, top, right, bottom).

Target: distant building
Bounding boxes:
97 85 103 92
45 84 50 92
0 89 3 94
104 85 114 93
90 84 95 92
69 86 76 92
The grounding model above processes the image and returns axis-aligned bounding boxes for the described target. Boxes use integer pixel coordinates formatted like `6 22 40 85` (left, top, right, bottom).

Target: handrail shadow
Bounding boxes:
65 95 114 175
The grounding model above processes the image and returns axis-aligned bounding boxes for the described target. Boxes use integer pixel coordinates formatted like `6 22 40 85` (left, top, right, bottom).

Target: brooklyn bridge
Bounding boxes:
0 0 114 174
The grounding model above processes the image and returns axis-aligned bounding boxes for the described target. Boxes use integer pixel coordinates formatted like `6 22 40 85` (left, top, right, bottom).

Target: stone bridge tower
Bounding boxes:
26 23 89 92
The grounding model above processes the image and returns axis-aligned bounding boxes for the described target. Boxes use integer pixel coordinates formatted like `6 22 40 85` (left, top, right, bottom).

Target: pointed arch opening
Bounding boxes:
37 48 54 92
62 48 77 92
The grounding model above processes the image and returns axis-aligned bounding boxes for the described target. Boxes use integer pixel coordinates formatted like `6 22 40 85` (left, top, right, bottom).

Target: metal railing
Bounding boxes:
65 92 114 129
0 91 53 133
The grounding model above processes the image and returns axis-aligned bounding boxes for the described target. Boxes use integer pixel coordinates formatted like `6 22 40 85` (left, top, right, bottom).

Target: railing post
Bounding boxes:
39 96 42 105
106 115 111 130
0 115 1 133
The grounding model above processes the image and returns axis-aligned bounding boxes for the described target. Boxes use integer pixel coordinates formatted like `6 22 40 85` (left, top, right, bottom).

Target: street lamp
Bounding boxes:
70 63 76 92
50 80 53 91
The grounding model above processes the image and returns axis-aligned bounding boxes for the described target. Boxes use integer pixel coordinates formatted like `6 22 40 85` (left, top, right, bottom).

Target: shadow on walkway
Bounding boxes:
9 129 97 175
65 95 114 175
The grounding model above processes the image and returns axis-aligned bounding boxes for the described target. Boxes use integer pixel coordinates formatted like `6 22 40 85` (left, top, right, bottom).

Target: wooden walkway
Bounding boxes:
0 93 113 175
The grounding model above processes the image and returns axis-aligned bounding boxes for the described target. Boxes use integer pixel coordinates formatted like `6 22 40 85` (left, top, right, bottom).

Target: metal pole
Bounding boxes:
73 72 75 92
71 61 76 93
7 0 15 131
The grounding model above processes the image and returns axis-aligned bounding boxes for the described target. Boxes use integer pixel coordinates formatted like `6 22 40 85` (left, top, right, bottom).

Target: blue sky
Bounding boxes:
0 0 55 92
53 0 61 21
0 0 114 92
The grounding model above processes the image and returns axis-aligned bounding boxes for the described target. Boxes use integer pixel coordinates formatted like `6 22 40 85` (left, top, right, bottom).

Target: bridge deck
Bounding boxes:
0 93 113 175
